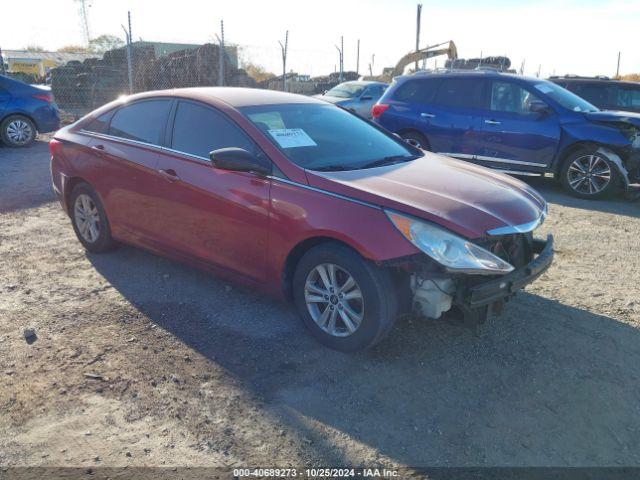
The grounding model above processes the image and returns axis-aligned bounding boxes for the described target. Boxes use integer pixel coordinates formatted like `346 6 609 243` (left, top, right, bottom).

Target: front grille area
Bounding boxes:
477 232 534 269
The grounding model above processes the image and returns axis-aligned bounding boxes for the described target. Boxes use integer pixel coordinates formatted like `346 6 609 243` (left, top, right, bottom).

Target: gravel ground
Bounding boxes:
1 139 639 470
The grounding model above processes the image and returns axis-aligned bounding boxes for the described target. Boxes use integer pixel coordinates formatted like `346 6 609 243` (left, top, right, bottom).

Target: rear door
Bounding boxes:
90 98 172 243
477 79 560 169
0 82 11 117
423 77 487 157
154 100 271 281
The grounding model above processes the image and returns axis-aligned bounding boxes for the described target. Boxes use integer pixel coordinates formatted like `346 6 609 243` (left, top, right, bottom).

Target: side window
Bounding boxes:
393 79 441 104
171 101 257 159
490 81 542 114
84 110 114 134
571 83 609 107
109 99 172 144
613 85 640 109
433 78 487 109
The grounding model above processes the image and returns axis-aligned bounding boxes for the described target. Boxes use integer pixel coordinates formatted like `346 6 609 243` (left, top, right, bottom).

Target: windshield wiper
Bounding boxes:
360 155 418 169
308 165 354 172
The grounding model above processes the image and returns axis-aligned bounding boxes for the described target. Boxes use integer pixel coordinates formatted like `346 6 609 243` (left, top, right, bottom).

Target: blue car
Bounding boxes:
373 71 640 199
0 74 60 147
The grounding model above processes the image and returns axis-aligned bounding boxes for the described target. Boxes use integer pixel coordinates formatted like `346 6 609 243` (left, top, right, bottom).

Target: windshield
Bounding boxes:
240 103 418 171
534 81 599 112
325 82 366 99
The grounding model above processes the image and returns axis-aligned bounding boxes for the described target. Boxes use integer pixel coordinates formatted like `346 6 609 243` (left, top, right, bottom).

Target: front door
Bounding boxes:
154 100 271 282
477 80 560 169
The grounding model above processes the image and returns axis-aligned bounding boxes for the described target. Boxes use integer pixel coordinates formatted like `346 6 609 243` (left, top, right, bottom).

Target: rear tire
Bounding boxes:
399 131 429 150
1 115 36 147
292 242 398 352
69 183 115 253
560 147 619 199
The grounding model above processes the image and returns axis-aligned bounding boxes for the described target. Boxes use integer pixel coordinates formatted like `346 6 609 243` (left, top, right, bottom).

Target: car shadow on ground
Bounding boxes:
0 140 55 213
521 176 640 219
88 244 640 466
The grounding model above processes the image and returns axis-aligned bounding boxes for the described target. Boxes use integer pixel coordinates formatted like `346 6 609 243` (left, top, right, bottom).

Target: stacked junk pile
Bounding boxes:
50 43 256 114
262 71 360 95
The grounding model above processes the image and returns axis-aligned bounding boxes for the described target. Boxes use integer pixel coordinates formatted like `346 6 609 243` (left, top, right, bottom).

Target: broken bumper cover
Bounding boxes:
459 235 554 309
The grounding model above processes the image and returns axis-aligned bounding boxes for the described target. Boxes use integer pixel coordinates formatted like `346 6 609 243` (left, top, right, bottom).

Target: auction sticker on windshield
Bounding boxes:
268 129 317 148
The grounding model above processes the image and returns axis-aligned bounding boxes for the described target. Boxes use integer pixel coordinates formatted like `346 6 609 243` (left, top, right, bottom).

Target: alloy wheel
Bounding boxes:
404 138 423 149
6 119 33 145
74 194 100 243
304 263 364 337
567 154 612 195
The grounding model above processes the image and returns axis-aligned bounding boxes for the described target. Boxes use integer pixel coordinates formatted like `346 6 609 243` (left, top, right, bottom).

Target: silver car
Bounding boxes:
315 81 388 119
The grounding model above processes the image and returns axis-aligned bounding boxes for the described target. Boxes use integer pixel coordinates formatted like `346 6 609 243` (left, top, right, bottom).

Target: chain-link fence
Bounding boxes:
46 41 361 121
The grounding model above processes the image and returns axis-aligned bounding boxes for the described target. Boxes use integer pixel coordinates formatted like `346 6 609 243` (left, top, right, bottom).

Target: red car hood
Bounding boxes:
306 153 547 239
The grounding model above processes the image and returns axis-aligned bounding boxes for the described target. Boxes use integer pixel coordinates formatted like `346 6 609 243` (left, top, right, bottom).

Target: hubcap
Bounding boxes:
74 194 100 243
6 120 33 145
304 263 364 337
567 154 611 195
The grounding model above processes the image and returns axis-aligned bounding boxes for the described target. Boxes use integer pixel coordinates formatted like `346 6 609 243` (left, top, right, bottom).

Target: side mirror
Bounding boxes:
529 100 550 114
209 147 270 176
360 95 373 101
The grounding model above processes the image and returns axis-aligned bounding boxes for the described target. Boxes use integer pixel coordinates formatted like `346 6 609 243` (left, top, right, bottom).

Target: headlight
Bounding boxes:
386 210 514 275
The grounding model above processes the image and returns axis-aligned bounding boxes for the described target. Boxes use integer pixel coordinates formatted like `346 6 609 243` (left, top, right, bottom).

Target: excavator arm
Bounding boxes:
391 41 458 78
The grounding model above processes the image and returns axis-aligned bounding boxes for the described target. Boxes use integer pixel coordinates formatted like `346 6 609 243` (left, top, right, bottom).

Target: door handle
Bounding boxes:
158 168 180 182
484 119 501 125
420 112 436 118
91 144 105 153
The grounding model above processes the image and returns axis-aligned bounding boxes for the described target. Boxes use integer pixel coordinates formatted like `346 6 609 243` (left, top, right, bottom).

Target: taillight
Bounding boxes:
371 104 390 119
49 138 63 157
32 93 52 103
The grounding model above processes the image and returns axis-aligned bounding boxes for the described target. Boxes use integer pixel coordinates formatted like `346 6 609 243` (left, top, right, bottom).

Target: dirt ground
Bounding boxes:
1 138 639 472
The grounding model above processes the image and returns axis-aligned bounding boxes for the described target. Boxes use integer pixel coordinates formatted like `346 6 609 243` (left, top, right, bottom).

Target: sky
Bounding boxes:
0 0 638 78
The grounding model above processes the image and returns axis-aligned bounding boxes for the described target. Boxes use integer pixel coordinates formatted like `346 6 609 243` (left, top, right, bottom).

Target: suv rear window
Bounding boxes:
433 78 487 109
392 78 440 104
109 99 172 144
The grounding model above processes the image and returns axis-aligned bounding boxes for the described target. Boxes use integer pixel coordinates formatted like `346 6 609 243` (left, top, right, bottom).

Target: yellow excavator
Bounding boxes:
364 40 458 82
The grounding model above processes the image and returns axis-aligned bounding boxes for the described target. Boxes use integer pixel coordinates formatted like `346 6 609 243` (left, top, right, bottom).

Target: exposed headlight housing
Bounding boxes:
386 210 514 275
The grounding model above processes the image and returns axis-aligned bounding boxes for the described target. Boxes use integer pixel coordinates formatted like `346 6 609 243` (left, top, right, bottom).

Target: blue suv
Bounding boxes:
0 74 60 147
373 71 640 199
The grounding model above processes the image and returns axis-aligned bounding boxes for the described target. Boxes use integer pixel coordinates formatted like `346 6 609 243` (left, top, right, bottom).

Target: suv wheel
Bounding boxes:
69 183 116 253
560 148 618 199
292 243 398 352
399 131 429 150
1 115 36 147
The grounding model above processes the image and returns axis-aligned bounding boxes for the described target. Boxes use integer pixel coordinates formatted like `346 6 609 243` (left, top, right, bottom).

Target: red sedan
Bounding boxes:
50 88 553 351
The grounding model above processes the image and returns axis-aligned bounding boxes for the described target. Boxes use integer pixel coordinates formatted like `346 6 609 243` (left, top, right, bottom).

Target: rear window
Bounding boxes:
109 99 172 144
433 78 487 109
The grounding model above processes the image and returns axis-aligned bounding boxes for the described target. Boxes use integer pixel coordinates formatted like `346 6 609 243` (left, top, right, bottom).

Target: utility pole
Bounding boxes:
76 0 91 46
216 20 225 86
537 64 542 78
335 36 344 83
121 11 133 94
415 3 422 71
368 53 374 77
279 31 289 92
616 51 621 78
356 39 360 75
520 59 526 75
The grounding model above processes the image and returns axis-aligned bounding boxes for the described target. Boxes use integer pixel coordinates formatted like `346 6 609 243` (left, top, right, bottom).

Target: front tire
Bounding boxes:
292 243 398 352
560 148 619 199
1 115 36 147
69 183 115 253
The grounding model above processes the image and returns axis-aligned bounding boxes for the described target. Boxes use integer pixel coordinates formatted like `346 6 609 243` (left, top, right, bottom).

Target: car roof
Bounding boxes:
398 71 543 83
338 80 386 86
125 87 326 108
549 77 639 86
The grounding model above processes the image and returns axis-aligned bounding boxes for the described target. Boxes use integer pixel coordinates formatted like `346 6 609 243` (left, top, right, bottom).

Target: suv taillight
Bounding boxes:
32 93 52 103
371 104 390 119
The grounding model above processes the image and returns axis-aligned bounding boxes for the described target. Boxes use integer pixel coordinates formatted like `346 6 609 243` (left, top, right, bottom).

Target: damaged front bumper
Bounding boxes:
408 235 554 325
454 235 554 324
